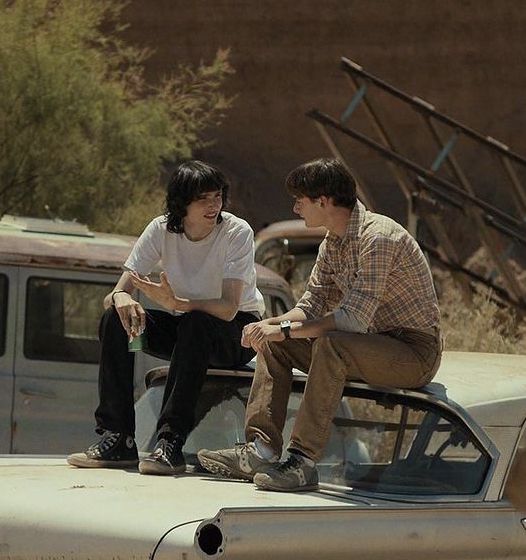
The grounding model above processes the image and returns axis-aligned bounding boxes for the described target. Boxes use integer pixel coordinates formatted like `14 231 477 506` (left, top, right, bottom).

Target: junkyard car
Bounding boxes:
255 219 324 299
0 214 294 454
1 351 525 559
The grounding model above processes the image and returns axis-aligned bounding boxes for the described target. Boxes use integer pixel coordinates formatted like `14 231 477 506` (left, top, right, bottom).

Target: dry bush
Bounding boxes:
436 270 526 354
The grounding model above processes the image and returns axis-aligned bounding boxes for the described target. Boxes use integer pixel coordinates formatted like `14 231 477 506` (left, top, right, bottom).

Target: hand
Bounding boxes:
112 291 145 340
242 320 284 352
130 271 187 313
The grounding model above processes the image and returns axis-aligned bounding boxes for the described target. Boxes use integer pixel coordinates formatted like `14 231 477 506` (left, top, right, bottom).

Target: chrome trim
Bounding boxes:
497 421 526 500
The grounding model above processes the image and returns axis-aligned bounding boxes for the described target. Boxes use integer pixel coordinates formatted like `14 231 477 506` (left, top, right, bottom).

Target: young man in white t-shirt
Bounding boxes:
67 160 264 475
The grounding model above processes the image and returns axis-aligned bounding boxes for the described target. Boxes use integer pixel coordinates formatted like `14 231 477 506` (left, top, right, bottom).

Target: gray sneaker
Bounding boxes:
253 453 319 492
197 442 274 481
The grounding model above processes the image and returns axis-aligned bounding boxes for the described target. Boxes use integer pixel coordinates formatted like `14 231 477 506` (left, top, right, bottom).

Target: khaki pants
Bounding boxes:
245 328 442 462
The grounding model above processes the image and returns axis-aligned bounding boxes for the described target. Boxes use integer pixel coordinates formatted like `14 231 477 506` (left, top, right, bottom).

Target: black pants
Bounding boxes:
94 307 257 441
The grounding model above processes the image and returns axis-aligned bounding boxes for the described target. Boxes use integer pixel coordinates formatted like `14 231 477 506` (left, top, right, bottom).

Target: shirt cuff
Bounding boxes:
295 301 318 320
333 308 368 333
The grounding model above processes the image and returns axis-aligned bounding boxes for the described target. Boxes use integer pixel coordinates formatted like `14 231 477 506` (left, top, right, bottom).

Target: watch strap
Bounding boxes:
280 320 291 339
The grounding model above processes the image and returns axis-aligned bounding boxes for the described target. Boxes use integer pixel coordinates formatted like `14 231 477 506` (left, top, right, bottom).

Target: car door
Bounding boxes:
0 266 17 452
11 267 117 454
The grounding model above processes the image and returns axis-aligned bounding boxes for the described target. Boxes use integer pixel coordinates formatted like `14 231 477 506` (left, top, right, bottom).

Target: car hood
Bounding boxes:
0 456 375 560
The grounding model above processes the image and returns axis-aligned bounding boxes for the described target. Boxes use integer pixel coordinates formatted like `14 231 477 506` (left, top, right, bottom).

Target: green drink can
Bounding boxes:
128 333 144 352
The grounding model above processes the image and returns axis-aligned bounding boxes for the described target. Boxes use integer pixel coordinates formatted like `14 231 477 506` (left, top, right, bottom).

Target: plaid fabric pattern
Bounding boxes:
296 201 440 333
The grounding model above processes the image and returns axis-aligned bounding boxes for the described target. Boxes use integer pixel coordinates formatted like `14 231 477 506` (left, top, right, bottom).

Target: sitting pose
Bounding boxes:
68 160 264 475
198 158 441 492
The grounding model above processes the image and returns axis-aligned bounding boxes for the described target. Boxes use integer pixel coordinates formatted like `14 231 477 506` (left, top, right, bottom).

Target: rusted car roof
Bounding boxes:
0 226 136 273
255 220 326 246
0 216 292 291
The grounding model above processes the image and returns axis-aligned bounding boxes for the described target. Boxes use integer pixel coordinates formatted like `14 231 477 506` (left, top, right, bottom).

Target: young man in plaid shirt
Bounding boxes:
199 158 442 492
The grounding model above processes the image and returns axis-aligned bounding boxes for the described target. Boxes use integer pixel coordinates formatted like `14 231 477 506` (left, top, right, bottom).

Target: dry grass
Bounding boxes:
436 271 526 354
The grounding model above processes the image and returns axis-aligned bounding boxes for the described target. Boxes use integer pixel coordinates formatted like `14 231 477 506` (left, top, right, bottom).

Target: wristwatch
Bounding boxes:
280 320 292 339
111 290 128 305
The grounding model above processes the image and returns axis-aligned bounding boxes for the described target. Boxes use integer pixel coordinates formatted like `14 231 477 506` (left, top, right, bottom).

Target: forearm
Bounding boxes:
287 312 337 339
104 272 136 309
177 297 239 322
264 307 308 325
242 309 336 351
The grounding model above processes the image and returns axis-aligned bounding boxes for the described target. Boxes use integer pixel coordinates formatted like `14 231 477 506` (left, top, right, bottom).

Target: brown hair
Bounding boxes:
286 158 357 209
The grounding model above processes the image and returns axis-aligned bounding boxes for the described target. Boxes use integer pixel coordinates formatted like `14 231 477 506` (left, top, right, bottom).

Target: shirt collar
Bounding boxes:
327 199 366 245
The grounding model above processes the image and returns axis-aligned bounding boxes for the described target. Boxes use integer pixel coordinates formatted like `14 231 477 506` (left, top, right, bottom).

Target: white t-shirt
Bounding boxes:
124 212 265 316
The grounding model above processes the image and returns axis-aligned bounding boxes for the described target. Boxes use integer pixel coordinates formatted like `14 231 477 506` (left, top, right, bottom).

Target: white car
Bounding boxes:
1 351 525 559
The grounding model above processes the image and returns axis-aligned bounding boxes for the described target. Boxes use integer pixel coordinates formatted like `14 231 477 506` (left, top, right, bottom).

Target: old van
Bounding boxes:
0 215 294 454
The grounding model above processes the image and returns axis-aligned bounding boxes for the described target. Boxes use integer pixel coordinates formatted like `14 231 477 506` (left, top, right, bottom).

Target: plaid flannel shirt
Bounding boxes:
296 201 440 333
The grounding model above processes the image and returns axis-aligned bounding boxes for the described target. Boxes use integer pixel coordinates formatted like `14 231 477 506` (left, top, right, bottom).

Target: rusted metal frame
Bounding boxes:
313 121 376 211
343 73 414 207
424 117 525 305
500 156 526 220
430 132 459 172
418 176 524 244
419 214 473 303
475 225 525 305
343 72 420 236
340 83 368 124
340 57 526 168
323 67 472 299
411 184 473 302
308 108 526 306
307 109 526 244
421 241 526 312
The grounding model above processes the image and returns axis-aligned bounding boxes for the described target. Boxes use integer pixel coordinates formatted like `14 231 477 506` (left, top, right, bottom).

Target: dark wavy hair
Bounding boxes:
164 160 230 233
285 158 357 209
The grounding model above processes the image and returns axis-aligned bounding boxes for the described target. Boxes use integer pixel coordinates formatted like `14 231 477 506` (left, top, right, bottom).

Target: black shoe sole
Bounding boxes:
67 453 138 469
138 459 186 476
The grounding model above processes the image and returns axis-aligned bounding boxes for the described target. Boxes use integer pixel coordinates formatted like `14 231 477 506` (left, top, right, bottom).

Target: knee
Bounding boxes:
260 339 298 371
311 335 346 377
177 310 213 334
311 335 334 354
99 306 124 337
263 339 289 358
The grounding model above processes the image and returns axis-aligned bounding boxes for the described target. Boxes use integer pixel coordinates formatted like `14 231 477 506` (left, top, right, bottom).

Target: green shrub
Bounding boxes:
0 0 233 234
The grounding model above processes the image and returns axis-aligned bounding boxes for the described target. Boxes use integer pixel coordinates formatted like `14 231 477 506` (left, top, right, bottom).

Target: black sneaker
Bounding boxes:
67 431 138 468
138 435 185 476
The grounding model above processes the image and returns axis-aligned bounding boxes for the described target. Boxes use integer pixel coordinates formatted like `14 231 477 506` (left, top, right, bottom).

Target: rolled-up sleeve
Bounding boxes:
336 234 395 329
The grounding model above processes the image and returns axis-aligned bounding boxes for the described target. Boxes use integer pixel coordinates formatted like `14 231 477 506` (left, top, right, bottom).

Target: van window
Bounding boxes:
24 277 112 364
0 274 7 356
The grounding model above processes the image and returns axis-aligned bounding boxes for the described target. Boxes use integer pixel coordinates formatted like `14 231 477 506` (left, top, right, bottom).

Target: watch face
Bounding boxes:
280 320 291 338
